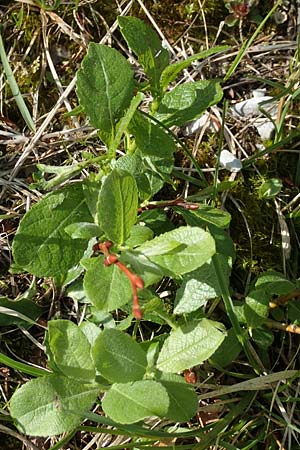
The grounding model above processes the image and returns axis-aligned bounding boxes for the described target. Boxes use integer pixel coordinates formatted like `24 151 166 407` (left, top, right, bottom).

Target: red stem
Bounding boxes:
98 241 144 320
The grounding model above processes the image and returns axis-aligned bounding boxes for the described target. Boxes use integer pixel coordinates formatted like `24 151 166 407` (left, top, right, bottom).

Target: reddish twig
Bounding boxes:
96 241 144 320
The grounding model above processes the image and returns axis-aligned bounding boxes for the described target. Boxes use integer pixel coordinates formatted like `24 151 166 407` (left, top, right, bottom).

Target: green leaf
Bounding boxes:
177 205 231 229
258 178 282 199
125 224 154 248
79 321 102 347
118 16 169 97
156 372 198 422
255 270 295 296
160 46 228 90
128 111 175 157
244 289 269 328
97 169 138 245
157 319 226 372
0 297 41 327
9 375 99 436
115 151 173 200
138 209 174 235
174 254 230 314
137 226 216 276
109 92 145 154
64 222 102 239
288 299 300 323
120 250 165 287
76 43 134 134
209 328 242 368
92 329 147 383
47 320 95 381
102 380 169 424
83 179 102 220
12 184 93 277
251 327 274 349
82 256 132 311
156 80 223 127
33 163 83 191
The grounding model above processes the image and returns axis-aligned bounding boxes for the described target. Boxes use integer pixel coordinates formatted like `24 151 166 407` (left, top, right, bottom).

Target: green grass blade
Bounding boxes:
212 255 263 373
0 33 35 132
0 351 50 377
223 1 281 82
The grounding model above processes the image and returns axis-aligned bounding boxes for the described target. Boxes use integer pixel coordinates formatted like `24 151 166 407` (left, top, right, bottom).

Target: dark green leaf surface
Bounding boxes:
178 205 231 229
125 224 154 248
12 184 93 277
255 270 295 295
97 170 138 244
47 320 95 381
9 375 99 436
0 297 41 327
82 256 132 311
102 380 169 423
157 372 198 422
157 319 226 372
210 328 242 368
115 151 173 200
92 329 147 383
156 80 223 127
118 16 169 97
244 289 269 328
76 43 134 133
128 111 175 157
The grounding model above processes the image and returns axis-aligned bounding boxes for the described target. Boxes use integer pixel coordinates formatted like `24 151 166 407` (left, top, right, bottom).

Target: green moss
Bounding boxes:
227 176 283 284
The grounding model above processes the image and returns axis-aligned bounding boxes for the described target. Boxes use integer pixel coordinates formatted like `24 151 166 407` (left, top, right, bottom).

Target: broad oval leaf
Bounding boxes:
174 254 231 314
178 205 231 229
82 256 132 311
128 111 175 157
64 222 102 239
157 319 226 372
92 328 147 383
156 80 223 127
47 320 95 381
9 375 99 437
76 43 134 133
12 184 93 277
97 169 138 245
157 372 198 422
138 226 216 276
102 380 169 424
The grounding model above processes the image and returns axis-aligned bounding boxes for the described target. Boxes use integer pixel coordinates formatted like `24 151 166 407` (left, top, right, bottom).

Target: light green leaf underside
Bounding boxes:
157 319 226 372
138 226 216 276
10 375 99 437
92 328 147 383
102 380 169 424
48 320 95 381
97 169 138 245
82 256 132 311
156 80 223 127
